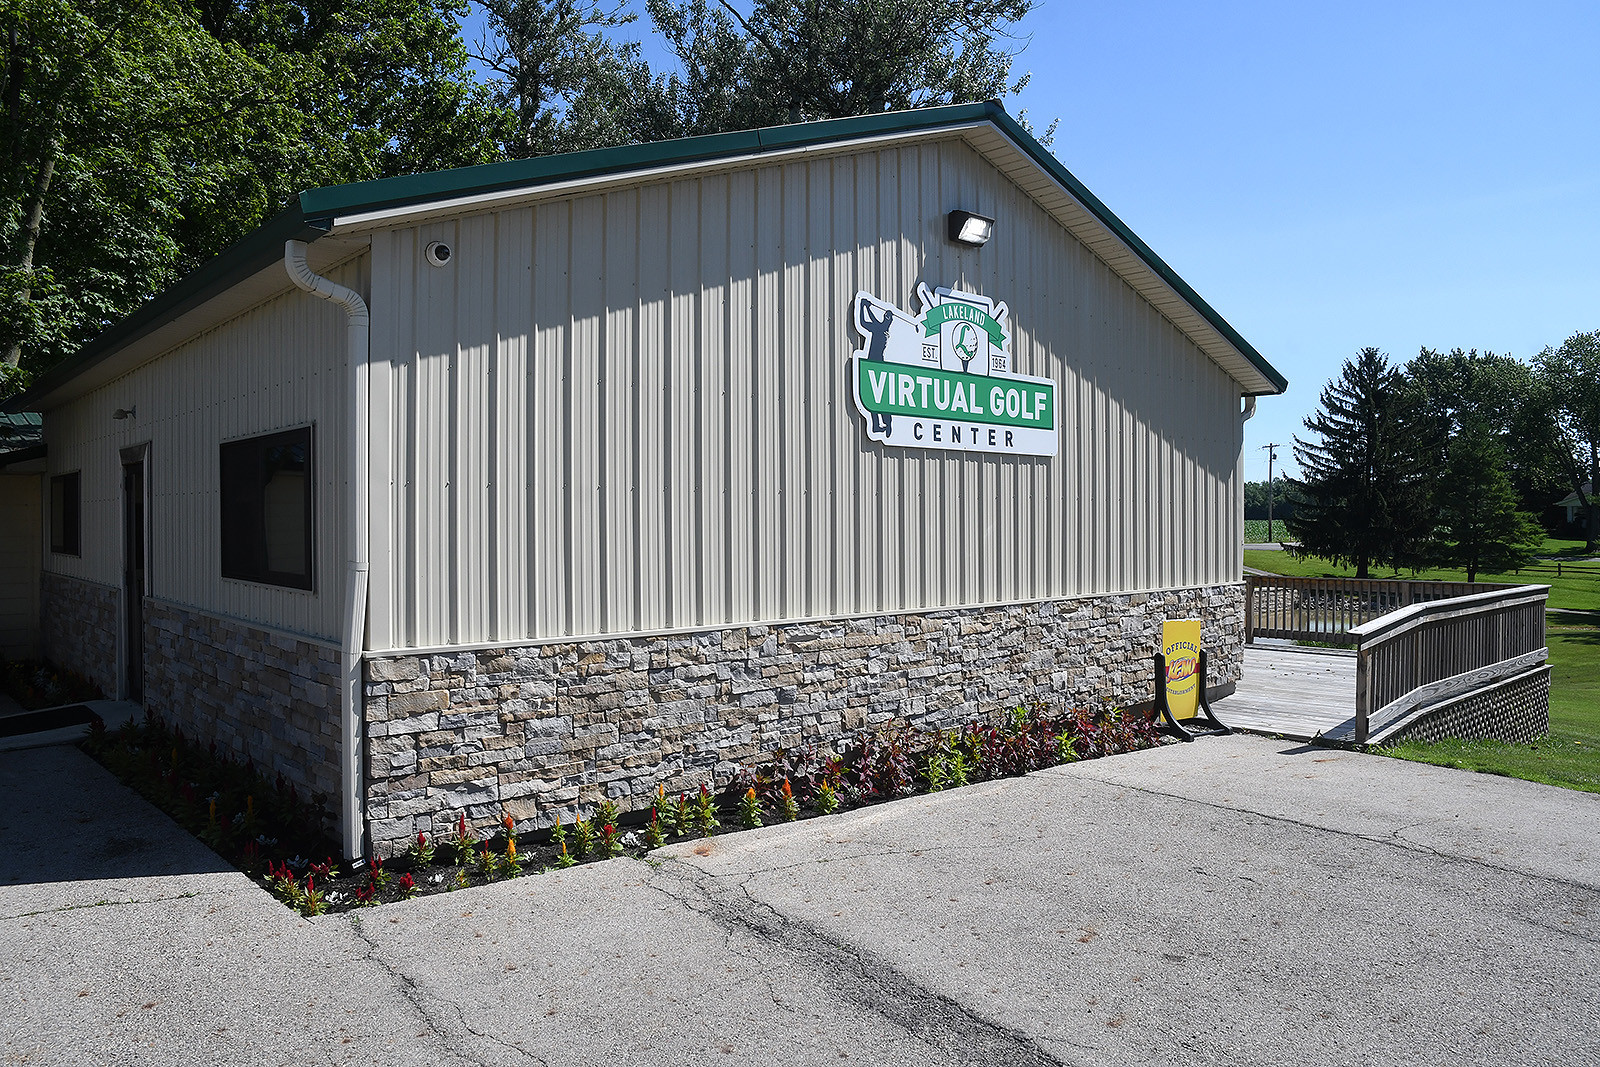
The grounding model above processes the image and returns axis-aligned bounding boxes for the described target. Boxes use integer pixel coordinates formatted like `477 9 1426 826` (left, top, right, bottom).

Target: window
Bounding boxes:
220 427 313 589
50 472 80 555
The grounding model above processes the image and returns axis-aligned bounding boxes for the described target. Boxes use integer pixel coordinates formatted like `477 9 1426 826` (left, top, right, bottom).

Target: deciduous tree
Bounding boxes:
1533 330 1600 550
1 0 507 398
646 0 1052 135
472 0 678 156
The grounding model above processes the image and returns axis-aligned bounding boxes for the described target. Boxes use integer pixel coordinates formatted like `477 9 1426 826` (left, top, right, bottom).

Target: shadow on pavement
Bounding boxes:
0 743 235 892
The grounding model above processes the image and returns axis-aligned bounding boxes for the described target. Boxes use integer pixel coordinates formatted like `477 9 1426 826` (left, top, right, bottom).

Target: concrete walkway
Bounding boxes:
2 737 1597 1066
0 698 143 752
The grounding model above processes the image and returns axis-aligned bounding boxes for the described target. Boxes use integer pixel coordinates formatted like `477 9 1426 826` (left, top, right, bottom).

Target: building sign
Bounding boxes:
1161 619 1203 720
850 285 1057 456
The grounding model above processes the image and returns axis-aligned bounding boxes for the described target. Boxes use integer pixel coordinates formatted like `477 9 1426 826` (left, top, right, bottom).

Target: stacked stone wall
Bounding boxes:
40 571 118 698
364 583 1244 852
143 601 343 803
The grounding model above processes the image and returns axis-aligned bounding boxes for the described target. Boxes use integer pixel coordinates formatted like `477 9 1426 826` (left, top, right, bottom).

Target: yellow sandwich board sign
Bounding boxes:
1152 619 1227 741
1161 619 1203 720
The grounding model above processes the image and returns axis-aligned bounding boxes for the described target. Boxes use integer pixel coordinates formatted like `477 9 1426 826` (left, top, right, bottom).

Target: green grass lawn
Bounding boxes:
1381 625 1600 793
1539 536 1594 558
1246 547 1600 792
1242 549 1600 611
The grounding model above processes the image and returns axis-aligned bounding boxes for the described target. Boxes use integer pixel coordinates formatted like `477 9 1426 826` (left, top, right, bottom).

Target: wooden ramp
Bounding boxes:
1213 645 1361 742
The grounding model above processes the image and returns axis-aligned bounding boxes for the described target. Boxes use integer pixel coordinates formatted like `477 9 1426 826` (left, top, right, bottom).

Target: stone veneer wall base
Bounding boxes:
142 600 344 803
364 583 1244 853
40 571 119 699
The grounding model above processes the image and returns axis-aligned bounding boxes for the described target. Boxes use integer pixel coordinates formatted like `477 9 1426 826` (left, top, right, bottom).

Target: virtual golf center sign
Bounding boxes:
851 284 1057 457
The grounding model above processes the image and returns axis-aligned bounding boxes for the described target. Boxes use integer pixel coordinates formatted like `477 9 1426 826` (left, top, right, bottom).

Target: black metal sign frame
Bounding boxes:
1153 648 1231 742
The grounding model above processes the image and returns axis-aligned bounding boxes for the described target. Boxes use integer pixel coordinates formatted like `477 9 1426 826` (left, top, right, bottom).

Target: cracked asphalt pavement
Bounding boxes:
3 735 1597 1066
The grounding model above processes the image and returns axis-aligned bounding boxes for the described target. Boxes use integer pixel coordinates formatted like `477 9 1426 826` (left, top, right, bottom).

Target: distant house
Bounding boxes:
1555 483 1593 527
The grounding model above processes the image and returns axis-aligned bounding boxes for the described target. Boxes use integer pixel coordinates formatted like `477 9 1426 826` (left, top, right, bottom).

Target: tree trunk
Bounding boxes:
1588 441 1598 553
3 113 61 371
1355 558 1370 579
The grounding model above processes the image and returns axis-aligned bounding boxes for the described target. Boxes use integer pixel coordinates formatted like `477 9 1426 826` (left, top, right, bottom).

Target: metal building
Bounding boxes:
4 102 1286 857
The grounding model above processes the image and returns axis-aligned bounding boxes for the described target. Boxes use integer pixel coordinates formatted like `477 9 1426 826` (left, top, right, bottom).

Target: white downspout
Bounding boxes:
1241 395 1257 423
285 240 370 862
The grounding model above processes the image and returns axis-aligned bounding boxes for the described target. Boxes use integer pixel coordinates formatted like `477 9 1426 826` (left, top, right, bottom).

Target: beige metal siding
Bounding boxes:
41 258 366 642
368 141 1242 650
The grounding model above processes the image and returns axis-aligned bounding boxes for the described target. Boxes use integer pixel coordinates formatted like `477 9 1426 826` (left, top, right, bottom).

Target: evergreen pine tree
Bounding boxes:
1435 423 1544 581
1287 348 1435 577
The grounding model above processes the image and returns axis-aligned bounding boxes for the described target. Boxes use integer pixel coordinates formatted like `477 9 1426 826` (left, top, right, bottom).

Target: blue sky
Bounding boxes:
464 1 1598 482
1007 1 1599 481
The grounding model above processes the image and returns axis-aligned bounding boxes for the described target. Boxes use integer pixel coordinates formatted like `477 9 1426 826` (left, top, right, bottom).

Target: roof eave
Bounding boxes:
4 99 1286 412
2 205 329 413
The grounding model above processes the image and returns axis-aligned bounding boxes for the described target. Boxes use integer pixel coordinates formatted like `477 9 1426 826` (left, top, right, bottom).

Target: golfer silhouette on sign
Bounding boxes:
952 321 980 373
857 300 896 437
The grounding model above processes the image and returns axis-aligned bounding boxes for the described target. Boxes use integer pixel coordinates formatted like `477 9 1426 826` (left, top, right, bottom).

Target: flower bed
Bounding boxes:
82 702 1165 915
80 712 339 874
1 658 102 710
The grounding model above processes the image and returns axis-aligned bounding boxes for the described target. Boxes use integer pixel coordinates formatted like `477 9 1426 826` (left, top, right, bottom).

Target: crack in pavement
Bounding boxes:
1053 772 1600 895
645 856 1085 1067
0 886 234 923
345 915 548 1067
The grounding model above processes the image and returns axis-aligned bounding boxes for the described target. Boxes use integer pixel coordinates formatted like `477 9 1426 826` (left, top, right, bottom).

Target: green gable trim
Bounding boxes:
295 104 997 221
5 99 1283 414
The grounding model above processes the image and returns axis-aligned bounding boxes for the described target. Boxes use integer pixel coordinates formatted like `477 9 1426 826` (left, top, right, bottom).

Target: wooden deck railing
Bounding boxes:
1348 585 1549 744
1244 576 1514 647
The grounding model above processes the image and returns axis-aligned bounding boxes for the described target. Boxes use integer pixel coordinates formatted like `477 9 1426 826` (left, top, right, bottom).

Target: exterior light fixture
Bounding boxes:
113 406 136 420
946 209 994 247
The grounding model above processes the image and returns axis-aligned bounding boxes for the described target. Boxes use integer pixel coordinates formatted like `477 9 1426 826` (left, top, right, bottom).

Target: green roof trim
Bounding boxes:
5 99 1283 414
295 104 998 220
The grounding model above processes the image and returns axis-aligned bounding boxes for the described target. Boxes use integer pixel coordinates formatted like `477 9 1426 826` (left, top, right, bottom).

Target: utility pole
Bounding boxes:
1260 443 1279 543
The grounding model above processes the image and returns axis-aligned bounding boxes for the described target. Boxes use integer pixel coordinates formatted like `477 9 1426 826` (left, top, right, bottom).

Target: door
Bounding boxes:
122 458 145 702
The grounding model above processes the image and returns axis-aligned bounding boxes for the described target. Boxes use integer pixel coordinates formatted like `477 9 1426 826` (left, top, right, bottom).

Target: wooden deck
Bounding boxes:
1212 645 1362 742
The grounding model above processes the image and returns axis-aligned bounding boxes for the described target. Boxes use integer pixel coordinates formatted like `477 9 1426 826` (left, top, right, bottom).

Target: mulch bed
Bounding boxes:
81 702 1172 916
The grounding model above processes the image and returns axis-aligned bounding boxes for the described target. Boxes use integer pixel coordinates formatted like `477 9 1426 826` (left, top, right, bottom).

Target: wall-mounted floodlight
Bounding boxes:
112 406 136 420
946 209 995 247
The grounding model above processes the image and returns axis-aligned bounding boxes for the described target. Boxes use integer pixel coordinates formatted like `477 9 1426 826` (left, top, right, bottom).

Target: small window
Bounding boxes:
50 472 81 555
220 428 313 589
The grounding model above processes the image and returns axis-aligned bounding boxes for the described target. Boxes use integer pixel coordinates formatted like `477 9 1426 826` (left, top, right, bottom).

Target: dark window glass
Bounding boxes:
50 472 80 555
220 428 313 589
